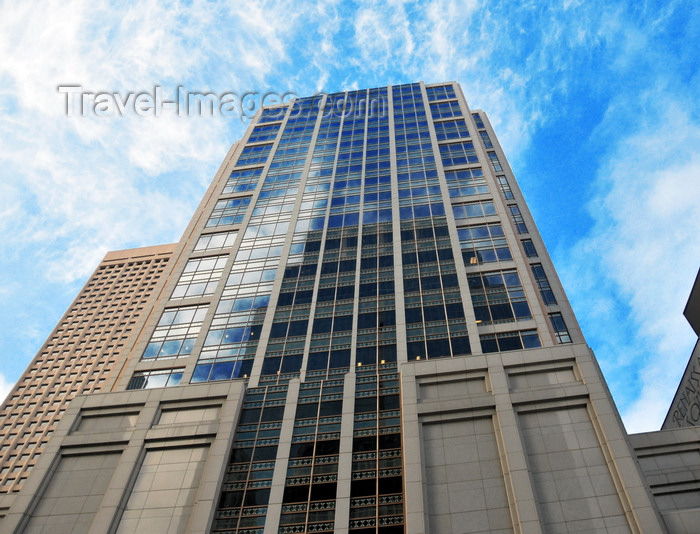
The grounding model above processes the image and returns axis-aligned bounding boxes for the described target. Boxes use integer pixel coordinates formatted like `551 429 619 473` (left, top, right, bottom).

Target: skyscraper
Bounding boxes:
0 81 689 533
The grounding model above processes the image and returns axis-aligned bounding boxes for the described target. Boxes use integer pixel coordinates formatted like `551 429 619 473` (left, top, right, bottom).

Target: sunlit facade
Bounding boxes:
3 82 697 533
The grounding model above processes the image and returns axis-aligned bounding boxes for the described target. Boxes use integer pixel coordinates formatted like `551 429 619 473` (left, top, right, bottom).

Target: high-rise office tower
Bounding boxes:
0 82 687 533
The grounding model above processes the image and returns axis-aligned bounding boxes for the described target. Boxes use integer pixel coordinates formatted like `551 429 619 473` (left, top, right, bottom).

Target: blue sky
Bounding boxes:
0 0 698 432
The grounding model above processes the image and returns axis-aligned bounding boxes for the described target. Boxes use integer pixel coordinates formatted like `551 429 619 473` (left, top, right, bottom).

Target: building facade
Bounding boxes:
663 270 700 429
1 81 696 533
0 244 175 494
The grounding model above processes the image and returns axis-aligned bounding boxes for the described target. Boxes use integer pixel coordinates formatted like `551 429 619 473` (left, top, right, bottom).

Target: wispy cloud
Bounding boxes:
562 99 700 432
0 0 316 382
0 0 324 285
353 2 414 74
0 0 697 436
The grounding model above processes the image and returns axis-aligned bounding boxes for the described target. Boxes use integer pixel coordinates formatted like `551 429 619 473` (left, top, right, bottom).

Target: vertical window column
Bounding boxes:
280 379 344 533
212 386 288 534
531 264 557 305
349 368 404 533
549 312 572 343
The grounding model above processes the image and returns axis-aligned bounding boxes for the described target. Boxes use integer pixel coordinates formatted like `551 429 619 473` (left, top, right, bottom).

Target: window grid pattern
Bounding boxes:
468 269 532 325
223 168 263 195
267 96 369 377
394 86 442 223
142 304 209 360
349 368 404 533
194 97 321 383
248 124 281 143
531 264 557 305
289 112 339 248
479 130 493 148
268 88 400 379
480 329 541 353
258 107 286 123
298 229 359 374
126 368 184 390
457 223 512 265
452 200 497 221
194 231 238 251
193 252 280 383
393 84 434 183
433 118 470 141
488 151 503 171
508 204 528 234
429 100 462 119
497 176 514 199
236 144 273 166
266 260 316 377
212 386 288 533
549 312 572 343
522 239 538 258
354 223 397 367
444 168 489 198
171 255 228 299
271 96 348 380
395 141 435 174
397 175 444 220
0 252 172 493
402 219 470 360
393 83 471 363
206 197 253 227
425 85 456 101
280 380 344 533
439 141 479 167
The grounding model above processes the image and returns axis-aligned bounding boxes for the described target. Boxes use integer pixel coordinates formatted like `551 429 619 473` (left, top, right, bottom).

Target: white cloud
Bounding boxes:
0 0 697 435
0 0 321 287
418 0 480 81
562 100 700 432
0 0 326 387
0 372 13 405
353 4 407 72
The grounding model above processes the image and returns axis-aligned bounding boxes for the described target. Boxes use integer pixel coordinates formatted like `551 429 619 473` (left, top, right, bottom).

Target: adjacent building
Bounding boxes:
663 270 700 429
0 81 697 533
0 245 175 493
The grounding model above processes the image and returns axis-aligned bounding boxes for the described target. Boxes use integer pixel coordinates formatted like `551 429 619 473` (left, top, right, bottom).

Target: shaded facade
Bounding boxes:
1 81 697 533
